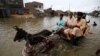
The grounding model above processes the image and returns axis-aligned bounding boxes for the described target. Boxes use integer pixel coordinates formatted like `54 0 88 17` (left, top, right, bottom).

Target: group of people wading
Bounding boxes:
54 12 91 46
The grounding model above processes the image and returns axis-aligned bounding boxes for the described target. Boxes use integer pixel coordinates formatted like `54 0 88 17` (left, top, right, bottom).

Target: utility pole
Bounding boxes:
69 0 70 11
97 6 100 11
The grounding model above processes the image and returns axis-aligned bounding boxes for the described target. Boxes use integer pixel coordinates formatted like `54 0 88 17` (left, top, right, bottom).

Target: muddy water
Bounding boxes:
0 16 100 56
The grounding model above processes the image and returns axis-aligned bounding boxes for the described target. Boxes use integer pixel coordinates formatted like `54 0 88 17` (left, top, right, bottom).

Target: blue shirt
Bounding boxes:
57 19 65 27
53 19 65 31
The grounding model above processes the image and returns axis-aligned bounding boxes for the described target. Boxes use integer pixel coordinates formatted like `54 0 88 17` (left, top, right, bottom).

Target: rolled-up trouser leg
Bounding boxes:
64 28 73 40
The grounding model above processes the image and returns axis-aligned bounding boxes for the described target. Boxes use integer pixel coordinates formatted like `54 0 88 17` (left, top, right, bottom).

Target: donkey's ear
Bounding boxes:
13 26 20 31
13 26 17 29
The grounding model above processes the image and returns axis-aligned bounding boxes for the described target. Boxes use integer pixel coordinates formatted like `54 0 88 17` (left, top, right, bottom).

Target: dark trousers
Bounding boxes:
71 37 80 46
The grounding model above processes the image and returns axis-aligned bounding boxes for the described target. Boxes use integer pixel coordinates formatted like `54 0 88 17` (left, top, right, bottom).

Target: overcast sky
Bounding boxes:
23 0 100 12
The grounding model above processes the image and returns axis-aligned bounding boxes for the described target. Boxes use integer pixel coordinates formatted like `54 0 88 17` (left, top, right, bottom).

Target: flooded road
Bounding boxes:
0 16 100 56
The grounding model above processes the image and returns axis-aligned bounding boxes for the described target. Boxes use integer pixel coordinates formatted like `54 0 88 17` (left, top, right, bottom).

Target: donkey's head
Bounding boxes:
13 26 28 42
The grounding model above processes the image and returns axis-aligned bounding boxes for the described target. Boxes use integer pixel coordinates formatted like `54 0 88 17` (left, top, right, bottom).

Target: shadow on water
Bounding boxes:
0 16 100 56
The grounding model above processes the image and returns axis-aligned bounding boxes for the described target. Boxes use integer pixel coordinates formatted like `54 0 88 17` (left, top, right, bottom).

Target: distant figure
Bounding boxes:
53 14 65 31
93 21 97 26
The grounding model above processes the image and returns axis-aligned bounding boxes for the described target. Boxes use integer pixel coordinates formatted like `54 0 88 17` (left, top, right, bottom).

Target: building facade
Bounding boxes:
0 0 24 18
6 0 24 14
25 1 44 14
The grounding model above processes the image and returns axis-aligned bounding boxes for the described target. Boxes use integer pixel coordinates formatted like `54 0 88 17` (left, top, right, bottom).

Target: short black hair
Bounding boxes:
77 12 83 17
60 14 64 17
60 14 64 19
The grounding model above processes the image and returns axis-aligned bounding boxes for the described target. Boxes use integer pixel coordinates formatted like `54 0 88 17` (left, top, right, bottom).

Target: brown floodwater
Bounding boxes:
0 16 100 56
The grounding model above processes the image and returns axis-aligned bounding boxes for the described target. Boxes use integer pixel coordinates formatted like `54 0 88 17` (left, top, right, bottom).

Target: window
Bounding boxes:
39 6 42 8
34 5 38 8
